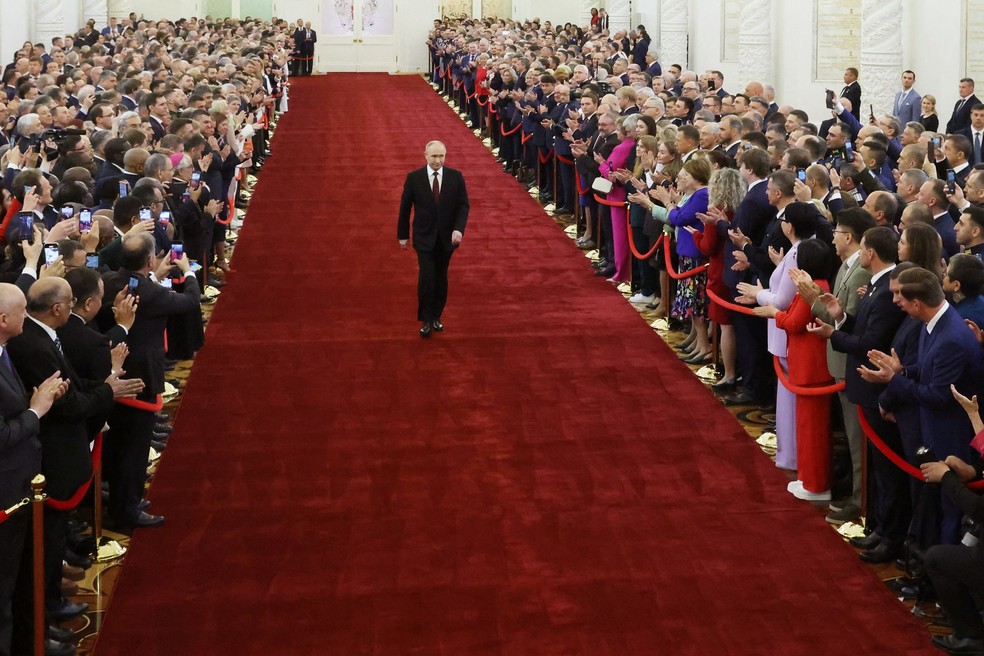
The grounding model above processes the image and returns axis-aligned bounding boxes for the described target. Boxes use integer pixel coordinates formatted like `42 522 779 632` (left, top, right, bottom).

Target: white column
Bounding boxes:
64 0 82 39
737 0 771 89
231 0 241 19
578 0 593 28
33 0 65 52
607 0 631 35
659 0 688 71
860 0 903 117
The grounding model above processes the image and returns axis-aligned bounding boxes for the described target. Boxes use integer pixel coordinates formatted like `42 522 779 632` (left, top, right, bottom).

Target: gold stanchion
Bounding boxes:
30 475 46 656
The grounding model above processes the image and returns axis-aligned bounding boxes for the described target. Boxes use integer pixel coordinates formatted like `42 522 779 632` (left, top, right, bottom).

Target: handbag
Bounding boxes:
591 176 613 194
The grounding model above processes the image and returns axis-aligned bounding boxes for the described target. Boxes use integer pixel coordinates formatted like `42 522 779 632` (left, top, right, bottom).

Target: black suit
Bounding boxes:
0 346 40 656
8 318 113 642
947 94 981 134
830 272 909 547
101 270 200 522
398 166 470 324
840 81 862 120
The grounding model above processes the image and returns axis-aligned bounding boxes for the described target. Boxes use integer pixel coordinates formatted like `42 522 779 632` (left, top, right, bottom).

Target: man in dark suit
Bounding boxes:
947 78 981 134
291 20 306 77
840 67 862 121
301 22 317 76
143 92 168 144
398 141 470 338
8 277 141 655
867 268 983 544
809 227 909 564
101 233 201 527
0 283 67 656
956 104 984 166
720 148 776 406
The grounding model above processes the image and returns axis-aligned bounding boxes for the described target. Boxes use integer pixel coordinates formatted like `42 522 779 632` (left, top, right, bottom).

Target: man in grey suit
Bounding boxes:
794 208 875 524
893 70 921 126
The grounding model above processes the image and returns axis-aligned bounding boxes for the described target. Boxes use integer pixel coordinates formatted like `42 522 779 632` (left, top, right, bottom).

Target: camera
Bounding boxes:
26 127 86 159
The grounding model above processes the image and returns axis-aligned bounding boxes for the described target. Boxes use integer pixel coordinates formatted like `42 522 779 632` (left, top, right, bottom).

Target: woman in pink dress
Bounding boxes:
595 116 636 283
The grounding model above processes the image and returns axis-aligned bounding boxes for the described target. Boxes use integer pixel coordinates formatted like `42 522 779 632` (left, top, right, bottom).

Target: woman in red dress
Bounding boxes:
754 239 836 497
687 167 746 389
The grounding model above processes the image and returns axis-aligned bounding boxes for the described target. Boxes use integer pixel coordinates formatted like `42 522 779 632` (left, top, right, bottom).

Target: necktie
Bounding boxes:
432 171 440 203
975 132 982 163
54 337 64 356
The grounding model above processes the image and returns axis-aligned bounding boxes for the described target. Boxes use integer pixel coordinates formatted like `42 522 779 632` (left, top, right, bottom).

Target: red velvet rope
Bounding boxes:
593 193 624 208
45 433 103 511
215 200 233 226
538 149 553 164
664 238 709 280
773 355 844 395
556 153 574 165
475 96 488 106
488 103 498 115
857 408 984 490
500 122 521 136
0 509 9 525
576 174 590 196
116 393 164 413
291 55 314 61
627 228 664 260
521 132 532 144
706 288 757 315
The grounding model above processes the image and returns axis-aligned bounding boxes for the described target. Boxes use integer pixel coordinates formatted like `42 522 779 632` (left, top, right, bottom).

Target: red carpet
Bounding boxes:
93 75 935 655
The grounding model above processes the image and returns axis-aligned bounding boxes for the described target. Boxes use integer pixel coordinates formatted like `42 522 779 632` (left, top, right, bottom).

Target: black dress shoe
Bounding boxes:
849 532 882 550
931 634 984 654
138 499 151 511
722 391 757 406
44 638 76 656
154 424 172 434
711 379 737 391
151 439 167 452
207 278 227 289
420 323 432 338
859 541 901 564
48 624 75 643
48 599 89 621
594 267 616 277
62 551 90 570
431 320 444 332
127 511 165 528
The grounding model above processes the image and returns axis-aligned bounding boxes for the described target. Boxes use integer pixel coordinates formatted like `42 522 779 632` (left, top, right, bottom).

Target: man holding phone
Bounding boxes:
397 141 470 338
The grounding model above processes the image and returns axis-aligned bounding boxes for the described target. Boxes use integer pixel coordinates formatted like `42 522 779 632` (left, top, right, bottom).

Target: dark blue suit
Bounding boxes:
830 273 909 546
881 305 983 543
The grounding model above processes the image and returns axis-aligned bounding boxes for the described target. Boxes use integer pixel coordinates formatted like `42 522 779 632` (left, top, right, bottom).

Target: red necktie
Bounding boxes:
432 171 440 202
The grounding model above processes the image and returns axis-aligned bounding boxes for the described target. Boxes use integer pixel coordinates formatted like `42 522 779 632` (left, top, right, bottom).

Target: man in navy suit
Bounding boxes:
956 104 984 166
865 268 983 544
809 227 909 563
720 148 776 406
893 70 921 126
0 283 67 656
398 141 470 338
947 78 981 134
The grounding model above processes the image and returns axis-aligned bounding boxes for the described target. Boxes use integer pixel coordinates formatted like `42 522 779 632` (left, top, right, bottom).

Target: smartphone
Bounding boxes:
928 139 937 161
128 275 140 295
118 180 128 197
947 169 956 194
44 243 59 267
188 261 202 272
869 104 875 122
190 171 201 190
825 89 835 109
60 206 74 220
159 210 171 227
85 253 99 269
139 207 152 221
707 79 716 91
797 168 807 182
23 185 33 197
159 277 172 289
18 213 34 243
844 141 853 159
170 241 183 263
933 136 943 148
79 209 93 232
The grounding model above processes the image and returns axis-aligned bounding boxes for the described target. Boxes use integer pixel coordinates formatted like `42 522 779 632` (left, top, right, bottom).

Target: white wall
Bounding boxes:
0 3 31 70
511 0 573 26
127 0 202 20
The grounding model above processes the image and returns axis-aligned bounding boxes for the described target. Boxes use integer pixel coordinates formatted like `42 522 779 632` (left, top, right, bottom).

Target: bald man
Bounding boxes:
0 282 67 656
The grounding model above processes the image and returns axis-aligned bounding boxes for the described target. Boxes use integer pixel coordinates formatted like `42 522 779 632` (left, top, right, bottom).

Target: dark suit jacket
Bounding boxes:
7 320 114 499
397 167 469 252
102 270 201 400
721 180 775 290
947 95 981 134
149 115 166 142
0 347 41 508
880 305 982 459
829 273 906 408
840 81 862 120
58 313 122 437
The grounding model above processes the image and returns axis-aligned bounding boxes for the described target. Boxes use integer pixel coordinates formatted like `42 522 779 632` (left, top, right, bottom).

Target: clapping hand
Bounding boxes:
806 317 835 339
819 292 844 322
789 268 821 305
753 304 778 318
768 245 785 266
857 348 901 383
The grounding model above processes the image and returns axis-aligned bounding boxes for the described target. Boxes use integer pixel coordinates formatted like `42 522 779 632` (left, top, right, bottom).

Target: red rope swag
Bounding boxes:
45 433 103 511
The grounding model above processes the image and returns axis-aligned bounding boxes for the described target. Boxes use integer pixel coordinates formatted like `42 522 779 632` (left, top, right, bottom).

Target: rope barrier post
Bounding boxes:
552 152 558 212
861 414 869 526
30 474 46 656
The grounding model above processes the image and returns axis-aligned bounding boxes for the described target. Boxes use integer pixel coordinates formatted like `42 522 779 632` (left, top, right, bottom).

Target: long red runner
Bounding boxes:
93 75 935 655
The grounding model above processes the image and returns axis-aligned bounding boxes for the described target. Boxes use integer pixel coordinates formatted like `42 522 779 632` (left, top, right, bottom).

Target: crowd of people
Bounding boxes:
0 13 302 656
429 14 984 655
